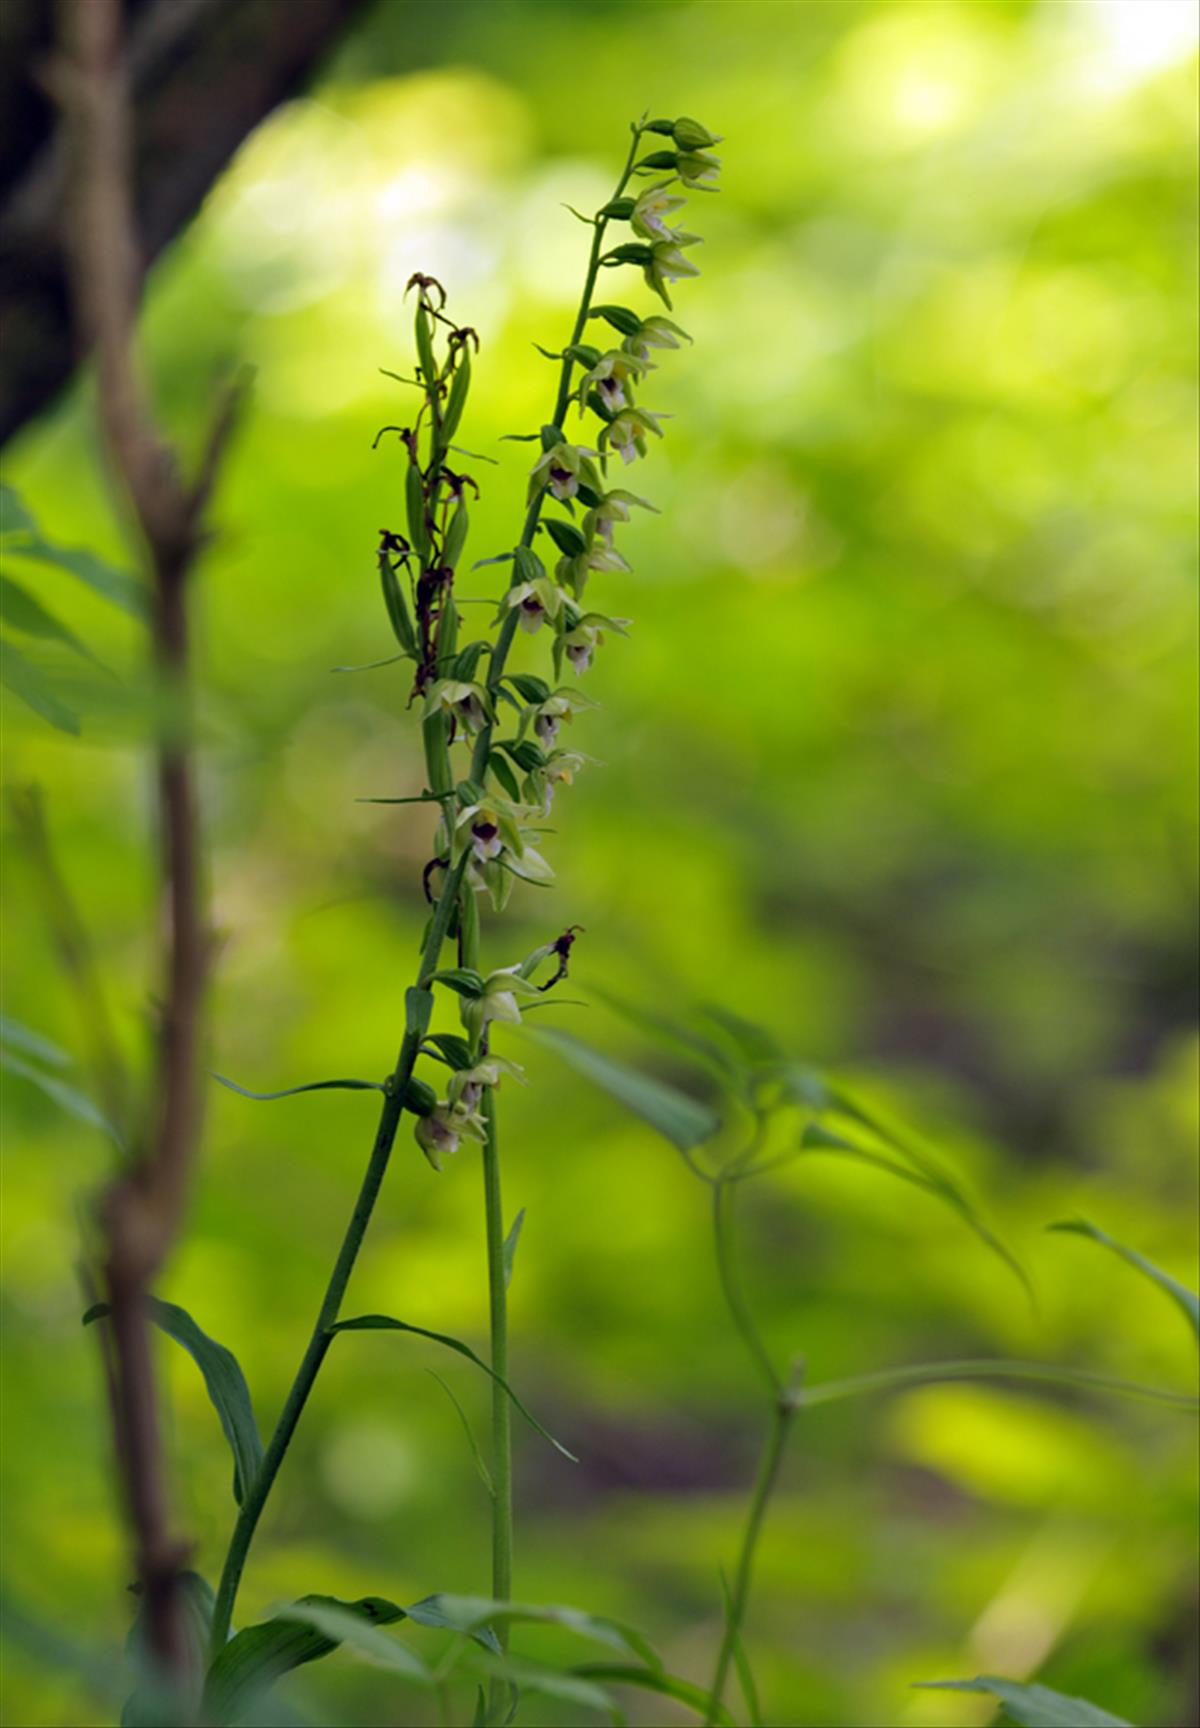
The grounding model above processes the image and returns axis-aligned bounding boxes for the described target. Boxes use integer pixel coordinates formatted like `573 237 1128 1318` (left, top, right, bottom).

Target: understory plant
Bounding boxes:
3 30 1197 1727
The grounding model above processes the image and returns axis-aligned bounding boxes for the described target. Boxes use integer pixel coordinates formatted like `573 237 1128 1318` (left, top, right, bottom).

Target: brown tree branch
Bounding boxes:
55 0 239 1683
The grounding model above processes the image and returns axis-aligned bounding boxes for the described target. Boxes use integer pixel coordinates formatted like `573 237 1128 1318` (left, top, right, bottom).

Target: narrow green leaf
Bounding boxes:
0 574 98 662
275 1601 429 1678
329 1314 577 1461
796 1357 1198 1412
0 1014 70 1067
0 638 80 733
573 1662 735 1725
914 1676 1132 1726
212 1073 384 1101
425 1369 493 1496
1049 1218 1199 1344
406 1594 658 1668
589 985 741 1085
3 525 146 617
503 1208 525 1288
85 1298 263 1502
460 1650 620 1721
0 484 37 536
204 1596 412 1725
2 1048 120 1144
525 1026 720 1152
700 1003 783 1066
797 1121 1031 1302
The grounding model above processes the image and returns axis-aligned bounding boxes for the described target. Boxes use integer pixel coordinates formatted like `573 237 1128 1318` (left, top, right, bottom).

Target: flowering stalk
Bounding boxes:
208 115 723 1690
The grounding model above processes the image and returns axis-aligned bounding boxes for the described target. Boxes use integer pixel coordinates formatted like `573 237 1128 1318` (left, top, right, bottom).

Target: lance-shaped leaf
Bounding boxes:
2 1047 121 1145
573 1662 735 1725
404 1593 659 1668
525 1026 720 1152
0 485 146 618
123 1571 215 1727
0 638 79 733
0 574 99 663
212 1073 385 1101
915 1676 1132 1726
589 985 742 1088
85 1298 262 1503
204 1596 415 1725
795 1357 1198 1412
1049 1218 1199 1344
0 1014 70 1067
798 1121 1031 1300
329 1314 576 1460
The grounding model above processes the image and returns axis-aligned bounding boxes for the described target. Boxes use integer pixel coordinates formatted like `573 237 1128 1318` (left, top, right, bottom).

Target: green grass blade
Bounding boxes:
525 1025 720 1151
797 1357 1199 1412
915 1675 1132 1726
330 1315 577 1461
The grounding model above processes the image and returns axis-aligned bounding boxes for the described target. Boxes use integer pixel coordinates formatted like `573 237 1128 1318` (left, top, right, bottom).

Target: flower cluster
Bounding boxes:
369 117 722 1167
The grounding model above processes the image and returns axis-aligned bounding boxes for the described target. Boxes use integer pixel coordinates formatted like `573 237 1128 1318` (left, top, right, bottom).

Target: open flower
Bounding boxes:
600 409 666 467
527 687 597 750
643 237 702 307
447 1054 526 1111
501 575 564 635
580 350 647 415
561 610 630 675
454 796 525 866
622 316 691 365
415 1099 487 1171
585 489 657 546
676 150 721 189
526 748 589 814
631 183 687 241
460 966 542 1040
424 678 490 736
529 441 599 503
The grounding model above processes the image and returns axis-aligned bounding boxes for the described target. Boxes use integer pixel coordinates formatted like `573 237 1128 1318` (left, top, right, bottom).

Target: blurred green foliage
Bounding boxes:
1 1 1197 1724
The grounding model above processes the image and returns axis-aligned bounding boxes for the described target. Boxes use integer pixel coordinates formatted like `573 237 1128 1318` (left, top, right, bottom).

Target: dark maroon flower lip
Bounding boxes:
472 821 499 842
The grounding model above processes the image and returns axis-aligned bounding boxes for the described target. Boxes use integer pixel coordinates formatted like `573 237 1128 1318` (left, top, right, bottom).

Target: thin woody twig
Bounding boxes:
56 0 242 1684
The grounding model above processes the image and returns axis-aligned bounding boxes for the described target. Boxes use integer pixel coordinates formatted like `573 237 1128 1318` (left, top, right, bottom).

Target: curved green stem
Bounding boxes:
704 1396 794 1728
208 853 468 1654
712 1176 780 1399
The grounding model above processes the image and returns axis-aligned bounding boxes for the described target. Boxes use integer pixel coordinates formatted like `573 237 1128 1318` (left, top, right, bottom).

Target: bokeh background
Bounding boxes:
2 1 1198 1724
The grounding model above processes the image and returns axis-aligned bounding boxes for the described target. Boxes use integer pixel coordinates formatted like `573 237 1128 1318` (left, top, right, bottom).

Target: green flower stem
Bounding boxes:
468 122 645 787
208 852 468 1656
703 1394 795 1728
705 1150 792 1727
480 1091 512 1715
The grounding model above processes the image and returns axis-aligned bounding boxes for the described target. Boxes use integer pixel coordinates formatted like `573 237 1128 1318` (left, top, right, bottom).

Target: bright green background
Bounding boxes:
2 1 1197 1724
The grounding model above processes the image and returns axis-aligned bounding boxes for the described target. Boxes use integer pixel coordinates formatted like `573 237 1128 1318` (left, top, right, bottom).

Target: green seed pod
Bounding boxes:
406 463 430 557
422 712 454 795
442 350 471 444
544 518 587 558
415 302 437 389
589 304 643 338
643 117 676 136
436 599 460 671
600 197 636 219
637 149 679 171
403 1075 438 1117
379 552 416 653
443 499 469 571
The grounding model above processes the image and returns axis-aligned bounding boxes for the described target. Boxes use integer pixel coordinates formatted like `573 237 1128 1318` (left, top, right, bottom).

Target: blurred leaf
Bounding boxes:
797 1358 1199 1412
85 1298 263 1502
0 485 145 618
212 1073 385 1101
798 1121 1031 1301
404 1594 658 1667
204 1596 411 1726
700 1003 784 1066
0 574 98 663
458 1649 620 1720
526 1026 720 1151
503 1207 525 1287
329 1314 577 1460
0 638 80 733
1049 1218 1199 1344
2 1047 120 1144
123 1571 215 1728
590 984 741 1085
573 1662 735 1724
915 1676 1132 1725
0 1013 70 1067
719 1569 762 1728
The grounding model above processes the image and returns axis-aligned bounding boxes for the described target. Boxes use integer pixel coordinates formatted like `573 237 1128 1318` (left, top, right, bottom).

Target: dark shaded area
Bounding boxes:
0 0 369 448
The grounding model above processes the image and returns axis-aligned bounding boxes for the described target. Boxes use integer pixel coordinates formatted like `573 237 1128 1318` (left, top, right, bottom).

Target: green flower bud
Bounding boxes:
672 116 723 151
676 150 721 189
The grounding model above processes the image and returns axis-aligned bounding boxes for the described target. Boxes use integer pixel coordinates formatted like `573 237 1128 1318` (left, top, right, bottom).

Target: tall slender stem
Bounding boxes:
704 1397 794 1728
480 1095 512 1700
209 855 467 1653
